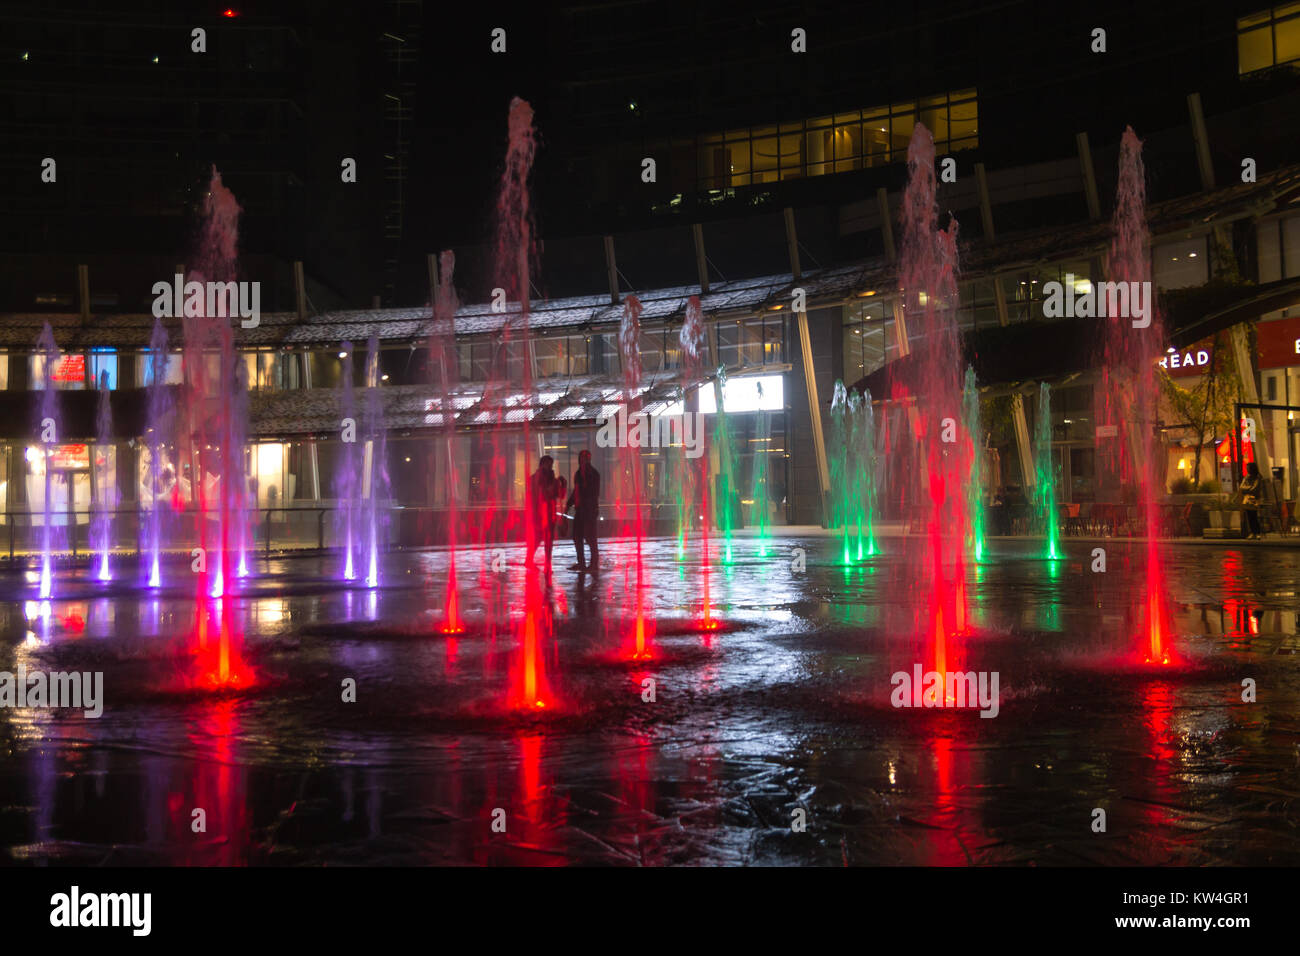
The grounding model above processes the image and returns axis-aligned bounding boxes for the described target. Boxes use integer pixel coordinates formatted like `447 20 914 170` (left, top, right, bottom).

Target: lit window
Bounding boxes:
691 90 977 190
1238 4 1300 75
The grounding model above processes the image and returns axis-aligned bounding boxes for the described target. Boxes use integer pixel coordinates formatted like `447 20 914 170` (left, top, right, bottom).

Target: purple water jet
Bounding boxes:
362 335 389 589
92 370 114 581
35 323 60 600
337 342 359 581
144 317 171 588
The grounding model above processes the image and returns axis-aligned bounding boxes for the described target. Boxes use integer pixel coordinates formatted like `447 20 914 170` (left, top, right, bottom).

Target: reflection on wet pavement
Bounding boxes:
2 537 1298 865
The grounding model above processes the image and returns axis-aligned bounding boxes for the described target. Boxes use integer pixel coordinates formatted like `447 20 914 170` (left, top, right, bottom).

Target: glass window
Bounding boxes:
716 322 740 368
89 350 117 389
93 444 118 507
842 300 889 380
763 315 785 364
727 141 751 186
920 95 948 146
1278 12 1300 62
805 127 833 176
890 111 916 155
950 97 978 144
693 91 977 190
1153 236 1209 290
637 331 665 374
778 133 802 178
699 134 725 189
751 133 780 183
533 337 567 378
241 352 279 391
566 335 589 375
962 278 997 330
833 124 862 173
1239 24 1274 72
862 109 890 166
32 353 88 390
140 351 183 386
739 319 765 366
1238 5 1300 74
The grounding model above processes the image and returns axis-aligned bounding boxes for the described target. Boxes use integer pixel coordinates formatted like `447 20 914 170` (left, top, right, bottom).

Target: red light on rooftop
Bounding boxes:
222 8 240 17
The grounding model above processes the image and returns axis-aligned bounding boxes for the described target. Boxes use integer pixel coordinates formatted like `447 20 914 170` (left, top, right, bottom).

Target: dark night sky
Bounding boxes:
1 0 1290 309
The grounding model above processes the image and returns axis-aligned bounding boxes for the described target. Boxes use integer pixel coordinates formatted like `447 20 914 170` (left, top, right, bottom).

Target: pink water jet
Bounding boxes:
181 166 253 690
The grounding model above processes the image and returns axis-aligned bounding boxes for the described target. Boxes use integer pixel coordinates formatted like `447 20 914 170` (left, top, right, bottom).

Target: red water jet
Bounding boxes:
430 250 466 636
1098 128 1173 666
495 98 557 710
897 123 970 699
190 595 255 690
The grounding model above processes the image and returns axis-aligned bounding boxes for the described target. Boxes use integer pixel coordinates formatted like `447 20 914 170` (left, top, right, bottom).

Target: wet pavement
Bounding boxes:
1 534 1298 866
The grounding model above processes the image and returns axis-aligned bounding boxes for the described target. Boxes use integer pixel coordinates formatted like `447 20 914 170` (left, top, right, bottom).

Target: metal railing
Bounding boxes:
0 502 683 562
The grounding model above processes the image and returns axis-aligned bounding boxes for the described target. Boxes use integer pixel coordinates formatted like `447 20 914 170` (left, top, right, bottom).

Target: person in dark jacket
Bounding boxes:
565 450 601 573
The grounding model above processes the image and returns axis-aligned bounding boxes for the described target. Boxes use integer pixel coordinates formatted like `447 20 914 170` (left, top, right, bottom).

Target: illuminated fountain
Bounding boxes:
615 294 654 660
232 358 251 580
962 367 986 561
829 383 881 565
144 318 171 588
496 97 555 711
36 323 59 601
362 334 388 589
679 296 719 632
430 251 465 633
849 389 878 559
181 166 253 689
829 381 853 563
711 365 737 564
898 123 969 694
336 342 359 581
92 370 114 582
182 166 249 602
1095 127 1171 664
1033 382 1061 560
674 296 705 555
750 383 772 554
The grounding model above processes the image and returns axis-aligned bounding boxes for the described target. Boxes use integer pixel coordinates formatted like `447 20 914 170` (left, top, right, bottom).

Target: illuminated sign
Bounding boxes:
50 444 89 469
1159 348 1209 371
51 355 85 383
698 374 784 414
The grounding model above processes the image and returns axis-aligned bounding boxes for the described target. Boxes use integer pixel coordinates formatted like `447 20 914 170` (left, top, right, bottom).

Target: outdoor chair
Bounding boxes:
1062 503 1082 536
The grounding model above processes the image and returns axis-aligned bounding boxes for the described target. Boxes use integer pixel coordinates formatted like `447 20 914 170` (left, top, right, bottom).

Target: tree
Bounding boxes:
1158 330 1242 490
